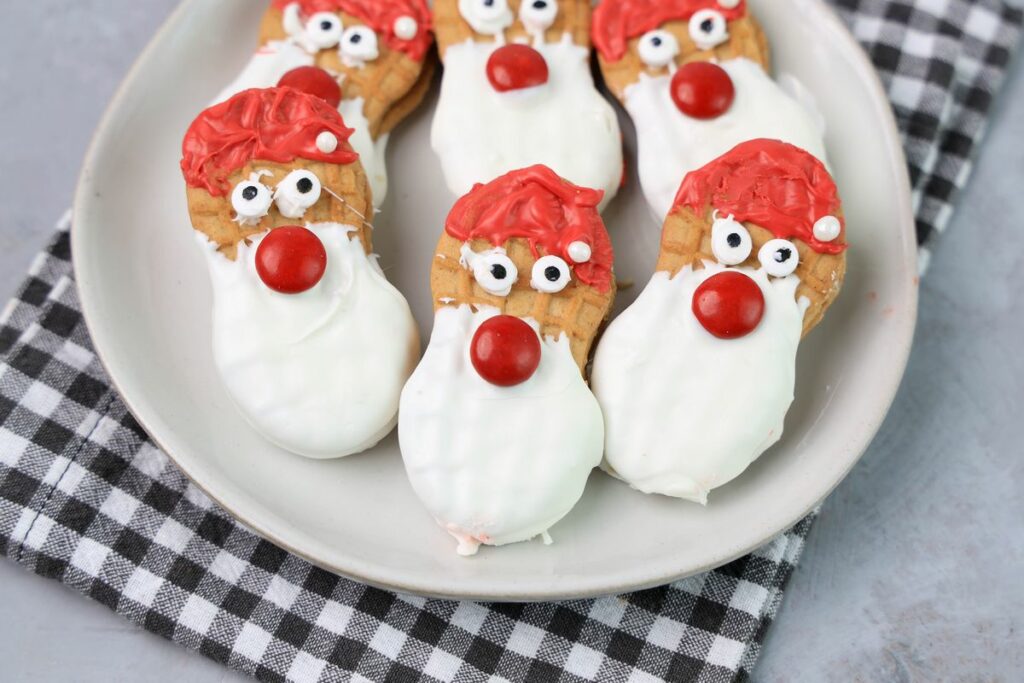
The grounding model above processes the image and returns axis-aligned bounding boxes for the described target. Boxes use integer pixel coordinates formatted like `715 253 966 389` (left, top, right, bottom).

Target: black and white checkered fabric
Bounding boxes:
0 1 1020 682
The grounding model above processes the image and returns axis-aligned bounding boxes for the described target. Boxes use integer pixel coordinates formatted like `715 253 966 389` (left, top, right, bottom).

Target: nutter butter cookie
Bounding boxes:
181 87 419 459
215 0 436 206
592 0 828 220
591 140 846 504
430 0 623 210
399 165 615 555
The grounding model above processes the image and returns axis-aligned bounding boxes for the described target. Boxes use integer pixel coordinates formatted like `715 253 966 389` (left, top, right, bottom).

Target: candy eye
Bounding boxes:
711 216 752 265
758 239 800 277
305 12 343 49
638 30 680 69
531 255 571 294
458 0 513 35
340 26 379 63
273 170 322 219
230 178 273 226
689 10 729 50
519 0 558 33
471 251 519 296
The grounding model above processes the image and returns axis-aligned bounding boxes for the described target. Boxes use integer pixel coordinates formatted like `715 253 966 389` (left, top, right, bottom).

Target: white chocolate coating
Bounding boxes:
399 305 603 555
431 36 623 211
591 262 806 503
213 42 390 207
199 223 419 459
624 57 827 220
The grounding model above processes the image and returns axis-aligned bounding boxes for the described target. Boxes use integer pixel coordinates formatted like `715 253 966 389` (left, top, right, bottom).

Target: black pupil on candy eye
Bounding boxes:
701 19 715 33
350 33 362 43
775 248 792 263
297 177 314 193
533 0 546 8
490 264 507 280
483 0 495 6
545 266 561 282
727 233 741 248
651 36 663 47
321 20 333 30
242 186 258 201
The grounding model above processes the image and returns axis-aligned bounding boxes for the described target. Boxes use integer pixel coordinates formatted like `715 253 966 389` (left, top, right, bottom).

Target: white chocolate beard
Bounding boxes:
590 263 806 503
213 42 390 207
430 36 624 211
625 58 828 221
198 223 419 459
398 305 604 556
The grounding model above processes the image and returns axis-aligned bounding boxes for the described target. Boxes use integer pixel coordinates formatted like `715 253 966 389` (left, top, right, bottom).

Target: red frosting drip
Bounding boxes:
181 87 358 197
446 166 614 293
271 0 433 61
592 0 747 62
673 139 846 255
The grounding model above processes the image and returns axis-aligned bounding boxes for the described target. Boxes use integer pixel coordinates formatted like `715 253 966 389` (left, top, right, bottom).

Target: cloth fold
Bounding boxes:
0 1 1020 681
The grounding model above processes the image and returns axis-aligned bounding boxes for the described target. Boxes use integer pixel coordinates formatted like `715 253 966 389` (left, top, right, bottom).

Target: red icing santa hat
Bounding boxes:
181 87 358 197
592 0 747 62
271 0 433 61
446 166 615 292
673 138 847 255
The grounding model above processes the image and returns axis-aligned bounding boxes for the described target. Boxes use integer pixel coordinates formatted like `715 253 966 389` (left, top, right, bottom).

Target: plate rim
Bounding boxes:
71 0 919 601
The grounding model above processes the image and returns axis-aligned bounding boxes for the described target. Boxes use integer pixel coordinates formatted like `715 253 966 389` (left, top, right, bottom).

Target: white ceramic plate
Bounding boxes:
73 0 917 600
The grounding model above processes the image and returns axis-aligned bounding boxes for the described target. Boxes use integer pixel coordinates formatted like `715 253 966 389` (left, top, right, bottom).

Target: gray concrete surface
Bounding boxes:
0 2 1021 681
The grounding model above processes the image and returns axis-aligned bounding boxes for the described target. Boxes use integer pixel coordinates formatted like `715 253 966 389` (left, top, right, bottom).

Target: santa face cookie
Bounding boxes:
399 166 615 555
215 0 435 207
181 87 419 459
592 0 828 220
591 140 846 503
430 0 623 210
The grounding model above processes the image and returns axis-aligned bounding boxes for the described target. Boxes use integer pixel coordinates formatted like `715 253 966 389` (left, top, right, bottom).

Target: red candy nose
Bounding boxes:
278 66 342 108
670 62 735 119
486 44 549 92
255 226 328 294
470 315 542 387
692 271 765 339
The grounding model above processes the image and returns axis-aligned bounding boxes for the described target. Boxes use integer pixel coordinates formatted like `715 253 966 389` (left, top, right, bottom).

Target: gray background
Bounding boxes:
1 1 1021 681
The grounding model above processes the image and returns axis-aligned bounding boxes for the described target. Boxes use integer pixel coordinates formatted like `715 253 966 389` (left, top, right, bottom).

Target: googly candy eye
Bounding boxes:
531 255 572 294
470 250 519 296
711 216 752 265
758 239 800 277
519 0 558 34
274 170 322 219
305 12 343 50
638 30 680 69
458 0 513 35
689 10 729 50
231 176 273 226
340 26 379 64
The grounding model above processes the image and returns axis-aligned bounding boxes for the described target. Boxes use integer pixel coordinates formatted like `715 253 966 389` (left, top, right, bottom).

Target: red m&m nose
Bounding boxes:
470 315 542 387
486 44 549 92
692 271 765 339
255 226 328 294
278 66 342 108
671 62 735 120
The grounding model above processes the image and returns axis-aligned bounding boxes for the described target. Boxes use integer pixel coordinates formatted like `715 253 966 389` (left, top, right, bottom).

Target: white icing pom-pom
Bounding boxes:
394 16 418 40
813 215 842 242
567 241 592 263
316 131 338 154
717 0 741 9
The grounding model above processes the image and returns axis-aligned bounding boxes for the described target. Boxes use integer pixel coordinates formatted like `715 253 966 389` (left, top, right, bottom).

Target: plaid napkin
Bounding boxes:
1 1 1020 681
